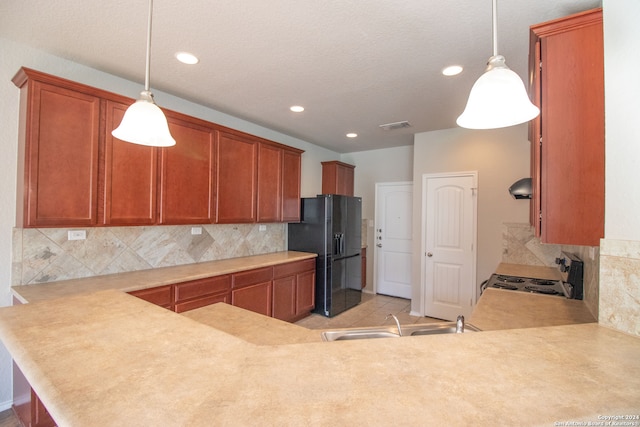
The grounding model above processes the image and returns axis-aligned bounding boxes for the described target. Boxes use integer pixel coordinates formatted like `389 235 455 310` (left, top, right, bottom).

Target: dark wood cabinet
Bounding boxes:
13 69 100 227
174 275 231 313
529 8 604 246
216 131 258 223
282 149 302 222
231 267 273 317
13 67 303 228
103 100 159 225
272 258 316 322
257 142 283 222
159 116 216 224
129 285 174 310
322 161 355 196
361 247 367 289
257 143 303 223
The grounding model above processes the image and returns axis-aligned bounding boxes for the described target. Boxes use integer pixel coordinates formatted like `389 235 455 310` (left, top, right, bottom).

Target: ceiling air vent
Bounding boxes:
379 121 411 131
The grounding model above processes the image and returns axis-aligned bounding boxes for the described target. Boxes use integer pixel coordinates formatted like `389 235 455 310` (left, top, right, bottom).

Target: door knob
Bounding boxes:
427 252 433 257
376 243 382 248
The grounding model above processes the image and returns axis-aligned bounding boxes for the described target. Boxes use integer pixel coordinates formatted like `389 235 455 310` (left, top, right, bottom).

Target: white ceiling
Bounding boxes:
0 0 600 153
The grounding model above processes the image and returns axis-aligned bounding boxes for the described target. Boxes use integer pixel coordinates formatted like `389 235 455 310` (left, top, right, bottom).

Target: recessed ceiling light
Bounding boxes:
175 52 199 65
346 133 358 138
442 65 463 76
290 105 305 113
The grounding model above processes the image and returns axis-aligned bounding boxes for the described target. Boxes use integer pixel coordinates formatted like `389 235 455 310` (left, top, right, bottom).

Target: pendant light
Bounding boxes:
112 0 176 147
456 0 540 129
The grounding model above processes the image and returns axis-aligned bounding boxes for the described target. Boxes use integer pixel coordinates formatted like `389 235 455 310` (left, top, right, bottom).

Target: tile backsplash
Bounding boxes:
12 224 285 286
501 223 600 320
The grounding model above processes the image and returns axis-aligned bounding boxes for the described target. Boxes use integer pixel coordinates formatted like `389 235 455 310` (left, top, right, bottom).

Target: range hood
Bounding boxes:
508 178 532 199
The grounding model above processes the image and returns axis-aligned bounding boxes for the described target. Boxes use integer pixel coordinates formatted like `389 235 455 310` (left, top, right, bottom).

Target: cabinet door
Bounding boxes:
282 150 301 222
257 143 282 222
321 161 355 197
296 269 316 315
174 275 231 313
531 9 604 246
232 281 272 317
129 285 173 310
272 275 296 321
103 100 158 225
216 131 258 223
23 81 100 227
159 116 215 224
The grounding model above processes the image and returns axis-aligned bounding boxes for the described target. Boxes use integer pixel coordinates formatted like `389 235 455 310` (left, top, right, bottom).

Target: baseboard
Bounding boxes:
0 398 13 412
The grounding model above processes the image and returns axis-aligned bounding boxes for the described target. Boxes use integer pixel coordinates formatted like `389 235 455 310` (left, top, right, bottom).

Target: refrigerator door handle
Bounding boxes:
340 233 345 256
333 234 340 256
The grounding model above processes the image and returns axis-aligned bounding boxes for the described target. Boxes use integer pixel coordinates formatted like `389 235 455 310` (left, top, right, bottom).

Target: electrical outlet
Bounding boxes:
259 225 267 232
191 226 202 235
68 230 86 241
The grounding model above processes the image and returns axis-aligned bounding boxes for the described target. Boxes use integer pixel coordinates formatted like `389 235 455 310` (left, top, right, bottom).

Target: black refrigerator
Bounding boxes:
288 195 362 317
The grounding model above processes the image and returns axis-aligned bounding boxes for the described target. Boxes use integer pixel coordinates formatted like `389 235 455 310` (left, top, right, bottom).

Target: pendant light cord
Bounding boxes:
144 0 153 93
492 0 498 56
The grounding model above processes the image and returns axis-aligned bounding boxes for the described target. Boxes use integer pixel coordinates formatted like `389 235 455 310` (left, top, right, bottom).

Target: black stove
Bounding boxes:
483 251 584 299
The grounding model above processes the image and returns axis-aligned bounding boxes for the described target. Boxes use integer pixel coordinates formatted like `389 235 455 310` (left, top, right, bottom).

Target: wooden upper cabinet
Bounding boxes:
13 68 304 227
282 149 302 222
103 100 158 225
159 116 216 224
216 131 258 223
257 142 283 222
321 161 355 196
529 8 604 246
13 70 100 227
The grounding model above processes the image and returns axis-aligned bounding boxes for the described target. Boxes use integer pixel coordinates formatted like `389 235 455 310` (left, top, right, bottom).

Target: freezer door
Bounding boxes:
345 196 362 257
344 254 362 310
329 257 347 316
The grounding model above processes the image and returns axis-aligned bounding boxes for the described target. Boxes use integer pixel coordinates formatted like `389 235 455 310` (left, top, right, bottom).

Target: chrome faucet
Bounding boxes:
386 314 403 336
456 315 465 333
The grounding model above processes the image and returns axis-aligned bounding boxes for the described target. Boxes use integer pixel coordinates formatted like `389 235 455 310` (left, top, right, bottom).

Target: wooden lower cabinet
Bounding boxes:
174 275 231 313
231 267 273 317
127 259 315 321
272 258 316 322
129 285 173 310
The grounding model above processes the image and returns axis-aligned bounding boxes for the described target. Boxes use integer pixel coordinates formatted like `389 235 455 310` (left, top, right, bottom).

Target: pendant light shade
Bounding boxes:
456 0 539 129
456 55 540 129
111 0 176 147
112 91 175 147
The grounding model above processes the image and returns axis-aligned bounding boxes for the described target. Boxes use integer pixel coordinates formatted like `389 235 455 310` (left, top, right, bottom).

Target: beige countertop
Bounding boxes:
182 302 323 345
470 288 597 331
0 290 639 426
11 251 316 304
495 262 562 280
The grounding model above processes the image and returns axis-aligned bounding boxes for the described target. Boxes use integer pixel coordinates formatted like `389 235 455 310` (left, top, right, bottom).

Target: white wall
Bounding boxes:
0 36 341 410
603 1 640 241
342 146 414 289
411 125 531 314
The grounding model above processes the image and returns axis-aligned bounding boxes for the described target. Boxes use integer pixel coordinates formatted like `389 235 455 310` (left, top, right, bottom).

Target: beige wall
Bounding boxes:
411 126 531 314
600 0 640 336
341 146 414 290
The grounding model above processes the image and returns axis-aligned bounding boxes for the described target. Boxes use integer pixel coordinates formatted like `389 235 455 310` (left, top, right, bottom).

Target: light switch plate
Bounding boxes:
68 230 86 241
191 227 203 235
259 225 267 232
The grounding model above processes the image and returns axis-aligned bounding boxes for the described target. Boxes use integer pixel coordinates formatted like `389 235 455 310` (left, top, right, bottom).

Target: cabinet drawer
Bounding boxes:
174 293 230 313
232 267 273 289
174 275 231 303
273 258 316 278
129 285 172 307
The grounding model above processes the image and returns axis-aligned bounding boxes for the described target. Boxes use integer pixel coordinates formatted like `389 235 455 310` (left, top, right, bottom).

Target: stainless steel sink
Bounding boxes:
404 322 481 336
321 329 400 341
321 322 481 341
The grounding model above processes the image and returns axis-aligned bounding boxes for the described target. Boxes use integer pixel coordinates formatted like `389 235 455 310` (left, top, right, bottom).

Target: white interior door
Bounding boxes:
422 173 477 320
374 182 413 299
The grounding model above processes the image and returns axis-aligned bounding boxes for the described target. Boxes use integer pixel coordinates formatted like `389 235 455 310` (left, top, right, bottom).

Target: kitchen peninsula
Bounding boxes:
1 288 639 425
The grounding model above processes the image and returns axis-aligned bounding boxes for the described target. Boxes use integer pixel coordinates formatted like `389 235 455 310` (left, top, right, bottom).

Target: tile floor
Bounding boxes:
0 294 440 426
295 292 444 329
